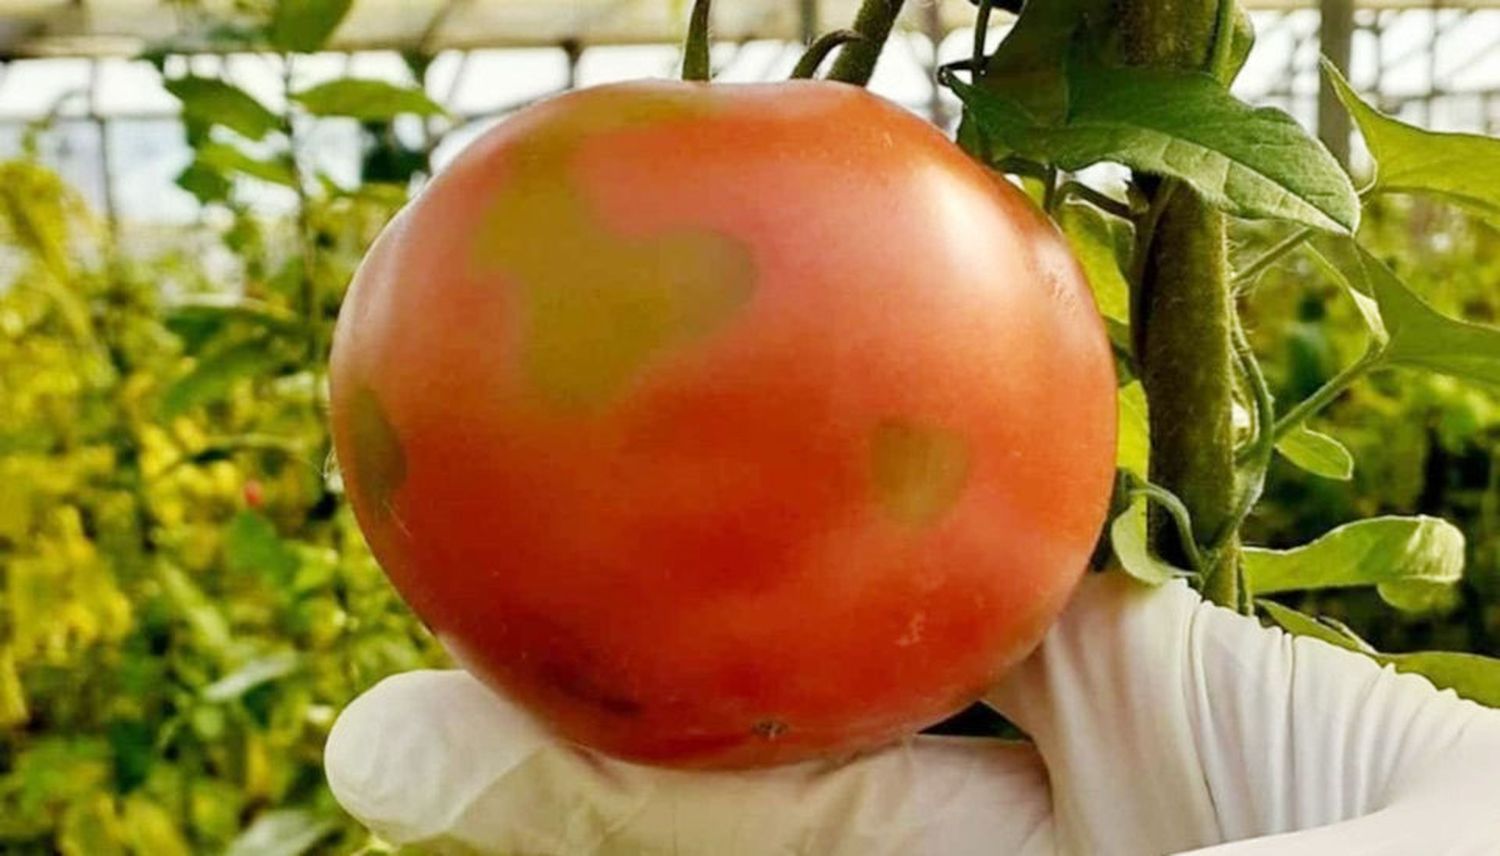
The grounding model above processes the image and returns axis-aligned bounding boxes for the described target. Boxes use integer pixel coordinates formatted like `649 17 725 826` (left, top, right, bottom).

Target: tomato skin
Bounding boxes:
330 80 1117 768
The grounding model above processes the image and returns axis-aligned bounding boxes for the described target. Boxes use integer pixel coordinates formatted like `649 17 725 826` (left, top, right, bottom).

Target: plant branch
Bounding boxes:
827 0 907 86
1271 349 1381 443
1233 226 1314 292
973 0 995 71
1129 481 1207 574
1122 0 1242 608
791 30 864 79
1218 314 1273 547
1128 179 1178 292
683 0 713 82
1055 181 1136 220
1232 313 1276 465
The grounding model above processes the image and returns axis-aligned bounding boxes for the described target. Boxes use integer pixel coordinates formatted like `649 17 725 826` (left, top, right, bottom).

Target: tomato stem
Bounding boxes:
1269 350 1381 444
1233 226 1315 294
790 30 865 79
827 0 907 86
1121 0 1243 608
683 0 713 82
972 0 995 71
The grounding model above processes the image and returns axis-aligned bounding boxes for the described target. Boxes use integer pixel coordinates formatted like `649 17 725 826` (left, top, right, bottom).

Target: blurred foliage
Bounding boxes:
1242 196 1500 656
0 83 444 856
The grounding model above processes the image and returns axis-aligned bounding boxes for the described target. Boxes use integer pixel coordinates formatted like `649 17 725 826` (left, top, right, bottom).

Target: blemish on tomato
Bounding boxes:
472 90 756 410
895 610 927 647
348 385 406 522
752 719 788 740
871 418 971 525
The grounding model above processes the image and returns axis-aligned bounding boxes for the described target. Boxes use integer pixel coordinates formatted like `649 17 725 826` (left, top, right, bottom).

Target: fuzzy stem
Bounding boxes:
1122 0 1242 607
827 0 907 86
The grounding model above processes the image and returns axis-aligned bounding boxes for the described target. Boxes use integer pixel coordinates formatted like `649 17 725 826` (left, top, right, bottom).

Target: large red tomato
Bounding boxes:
330 80 1116 768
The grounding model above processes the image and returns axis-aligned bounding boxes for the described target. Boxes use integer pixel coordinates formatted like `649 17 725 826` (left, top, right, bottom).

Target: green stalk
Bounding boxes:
1233 226 1314 292
791 30 865 79
683 0 713 82
1122 0 1242 607
1271 350 1380 442
827 0 907 86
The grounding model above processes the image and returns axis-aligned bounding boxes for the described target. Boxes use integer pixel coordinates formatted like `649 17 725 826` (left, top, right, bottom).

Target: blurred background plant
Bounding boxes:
0 0 1496 852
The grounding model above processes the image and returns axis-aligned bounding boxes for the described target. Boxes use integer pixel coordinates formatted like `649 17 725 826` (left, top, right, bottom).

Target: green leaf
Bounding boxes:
194 142 297 188
979 0 1111 124
1316 238 1500 388
1306 238 1387 345
1260 601 1500 707
160 339 281 418
1275 422 1354 480
175 161 232 205
1110 493 1185 585
164 297 302 345
292 79 444 121
157 566 232 656
1324 59 1500 228
1117 380 1149 476
225 810 334 856
224 511 300 580
950 61 1360 232
1057 201 1130 325
0 647 27 727
1355 248 1500 388
268 0 353 53
202 652 300 703
1258 599 1365 650
1383 651 1500 708
1244 515 1464 611
165 76 280 141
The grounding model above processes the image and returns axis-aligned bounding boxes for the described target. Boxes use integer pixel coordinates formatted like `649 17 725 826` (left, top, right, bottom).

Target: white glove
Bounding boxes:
325 573 1500 855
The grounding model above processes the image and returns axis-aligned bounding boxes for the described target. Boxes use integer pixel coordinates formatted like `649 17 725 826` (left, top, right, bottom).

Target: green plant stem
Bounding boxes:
827 0 907 86
1221 314 1273 614
790 30 864 79
1055 181 1135 220
1042 166 1060 213
1122 0 1241 608
973 0 995 70
1233 226 1314 291
683 0 713 82
1129 482 1207 574
1271 350 1381 443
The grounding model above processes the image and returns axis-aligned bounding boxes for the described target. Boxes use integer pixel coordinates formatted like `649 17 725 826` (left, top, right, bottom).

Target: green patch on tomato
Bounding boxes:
871 418 972 525
347 385 406 522
473 90 756 410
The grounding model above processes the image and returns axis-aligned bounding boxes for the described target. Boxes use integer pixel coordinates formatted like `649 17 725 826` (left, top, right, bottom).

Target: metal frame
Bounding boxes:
0 2 1493 228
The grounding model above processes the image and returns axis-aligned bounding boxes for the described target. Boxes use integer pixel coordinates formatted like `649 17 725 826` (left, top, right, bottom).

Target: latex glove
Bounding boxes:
325 573 1500 855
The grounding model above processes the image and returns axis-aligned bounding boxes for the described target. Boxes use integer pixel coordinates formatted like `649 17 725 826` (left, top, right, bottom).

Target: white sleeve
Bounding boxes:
324 670 1058 856
989 572 1500 855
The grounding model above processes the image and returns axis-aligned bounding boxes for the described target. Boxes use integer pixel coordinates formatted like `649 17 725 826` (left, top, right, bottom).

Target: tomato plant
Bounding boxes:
329 77 1116 767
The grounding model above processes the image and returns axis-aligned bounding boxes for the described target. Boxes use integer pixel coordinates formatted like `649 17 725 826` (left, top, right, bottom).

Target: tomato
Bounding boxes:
329 80 1116 768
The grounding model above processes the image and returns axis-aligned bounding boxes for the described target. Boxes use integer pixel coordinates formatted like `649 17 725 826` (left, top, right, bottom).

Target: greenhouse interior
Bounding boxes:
2 0 1499 853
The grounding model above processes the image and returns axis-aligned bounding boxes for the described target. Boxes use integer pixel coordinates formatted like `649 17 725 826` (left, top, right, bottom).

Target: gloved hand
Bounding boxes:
324 572 1500 855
